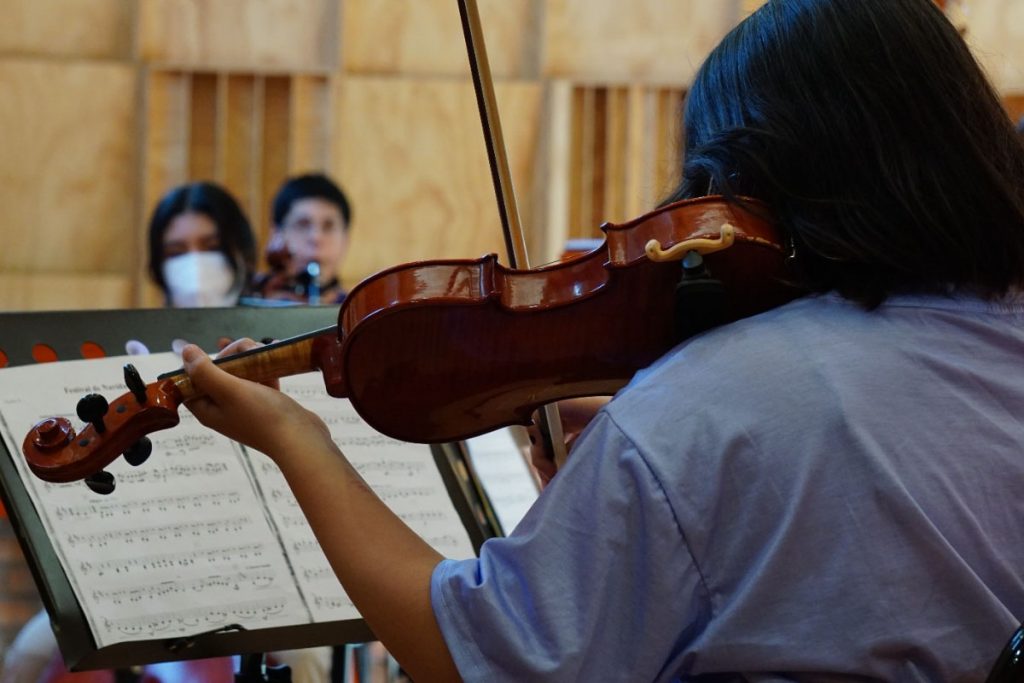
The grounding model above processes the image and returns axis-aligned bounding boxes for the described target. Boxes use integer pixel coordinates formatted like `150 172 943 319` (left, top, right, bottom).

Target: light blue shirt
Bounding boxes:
431 292 1024 681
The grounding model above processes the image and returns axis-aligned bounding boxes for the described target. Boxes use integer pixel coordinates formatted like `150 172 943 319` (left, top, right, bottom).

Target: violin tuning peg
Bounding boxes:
123 437 152 467
76 393 110 434
84 471 115 495
123 364 147 404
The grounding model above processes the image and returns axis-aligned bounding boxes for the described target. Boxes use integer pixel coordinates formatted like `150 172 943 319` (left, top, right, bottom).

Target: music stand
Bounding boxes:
0 306 495 672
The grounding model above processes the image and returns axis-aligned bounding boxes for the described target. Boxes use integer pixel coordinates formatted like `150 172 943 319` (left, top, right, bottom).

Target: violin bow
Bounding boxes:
456 0 569 469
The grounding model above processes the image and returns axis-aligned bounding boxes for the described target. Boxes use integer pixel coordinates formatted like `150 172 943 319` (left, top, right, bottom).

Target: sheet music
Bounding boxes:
0 352 477 647
463 428 539 535
0 354 308 648
254 374 476 622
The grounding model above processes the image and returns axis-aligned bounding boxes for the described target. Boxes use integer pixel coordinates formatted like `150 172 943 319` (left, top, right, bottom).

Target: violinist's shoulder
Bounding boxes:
610 293 860 418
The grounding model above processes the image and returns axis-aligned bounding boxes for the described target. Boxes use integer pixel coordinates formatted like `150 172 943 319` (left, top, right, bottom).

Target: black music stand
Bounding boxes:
0 306 495 672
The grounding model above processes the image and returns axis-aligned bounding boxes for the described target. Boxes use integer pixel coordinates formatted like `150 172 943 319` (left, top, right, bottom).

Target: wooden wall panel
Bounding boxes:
143 70 190 217
342 0 540 77
963 0 1024 92
333 77 543 285
558 84 683 242
0 274 133 312
0 60 138 277
290 76 334 175
223 75 260 216
542 0 736 83
138 0 340 70
0 0 133 60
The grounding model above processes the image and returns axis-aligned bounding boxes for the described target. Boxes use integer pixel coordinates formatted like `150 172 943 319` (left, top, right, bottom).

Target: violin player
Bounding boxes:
178 0 1024 680
251 173 352 306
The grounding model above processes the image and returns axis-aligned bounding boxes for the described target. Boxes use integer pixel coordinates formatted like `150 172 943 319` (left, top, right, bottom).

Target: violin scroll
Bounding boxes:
23 366 183 484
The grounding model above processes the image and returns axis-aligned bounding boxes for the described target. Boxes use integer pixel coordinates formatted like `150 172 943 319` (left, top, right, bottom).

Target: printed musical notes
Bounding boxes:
0 351 479 648
0 353 309 648
251 374 477 622
464 428 539 535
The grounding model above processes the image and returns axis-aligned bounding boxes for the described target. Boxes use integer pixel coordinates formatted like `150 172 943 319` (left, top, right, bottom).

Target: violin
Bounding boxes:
249 233 336 305
22 0 799 487
23 194 797 485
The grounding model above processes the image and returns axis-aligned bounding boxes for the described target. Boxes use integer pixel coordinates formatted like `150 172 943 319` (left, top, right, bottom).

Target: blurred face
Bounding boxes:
279 198 348 277
162 212 221 257
160 211 237 308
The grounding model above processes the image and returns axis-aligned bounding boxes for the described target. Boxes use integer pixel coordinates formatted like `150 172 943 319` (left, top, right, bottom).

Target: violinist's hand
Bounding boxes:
528 396 610 488
181 342 330 460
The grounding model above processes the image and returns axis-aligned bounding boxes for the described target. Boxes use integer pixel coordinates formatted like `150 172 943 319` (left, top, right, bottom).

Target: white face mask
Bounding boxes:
161 251 239 308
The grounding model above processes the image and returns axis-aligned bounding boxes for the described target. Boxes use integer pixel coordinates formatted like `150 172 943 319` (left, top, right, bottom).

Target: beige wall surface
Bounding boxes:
0 0 134 60
0 0 1020 312
0 59 138 277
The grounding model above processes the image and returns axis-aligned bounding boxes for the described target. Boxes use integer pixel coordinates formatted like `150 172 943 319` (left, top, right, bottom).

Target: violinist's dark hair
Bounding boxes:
665 0 1024 307
272 173 352 230
147 181 256 299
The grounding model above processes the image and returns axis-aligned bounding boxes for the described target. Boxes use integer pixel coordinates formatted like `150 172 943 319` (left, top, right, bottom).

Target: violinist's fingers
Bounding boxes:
527 397 613 488
526 414 558 488
181 345 301 453
213 337 280 390
216 336 259 356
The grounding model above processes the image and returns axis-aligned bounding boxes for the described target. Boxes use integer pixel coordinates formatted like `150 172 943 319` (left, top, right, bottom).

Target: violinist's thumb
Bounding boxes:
527 415 559 488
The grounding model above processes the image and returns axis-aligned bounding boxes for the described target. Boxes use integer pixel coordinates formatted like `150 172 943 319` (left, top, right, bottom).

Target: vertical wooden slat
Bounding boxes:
223 75 258 217
623 85 646 218
568 85 586 240
541 80 573 263
261 76 291 239
250 76 267 242
589 87 607 237
602 86 627 224
143 70 190 211
290 75 330 173
140 69 191 307
213 72 229 183
653 88 682 201
189 72 218 181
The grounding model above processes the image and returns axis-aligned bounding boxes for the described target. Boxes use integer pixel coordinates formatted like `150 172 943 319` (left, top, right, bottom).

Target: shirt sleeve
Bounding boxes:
430 412 711 682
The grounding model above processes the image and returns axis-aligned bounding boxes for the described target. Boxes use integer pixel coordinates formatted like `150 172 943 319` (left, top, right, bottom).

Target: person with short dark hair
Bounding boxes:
147 181 256 308
179 1 1024 680
253 173 352 305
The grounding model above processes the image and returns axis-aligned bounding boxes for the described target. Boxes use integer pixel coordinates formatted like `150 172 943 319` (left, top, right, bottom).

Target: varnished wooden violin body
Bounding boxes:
23 195 799 485
338 195 795 442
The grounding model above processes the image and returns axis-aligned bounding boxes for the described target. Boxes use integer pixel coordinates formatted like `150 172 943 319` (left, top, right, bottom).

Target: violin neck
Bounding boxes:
160 326 340 401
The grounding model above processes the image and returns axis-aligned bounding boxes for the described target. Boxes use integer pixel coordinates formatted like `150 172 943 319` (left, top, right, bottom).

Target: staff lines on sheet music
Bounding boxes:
354 459 428 477
79 542 267 577
402 509 451 524
152 433 219 451
65 515 251 548
302 566 334 581
39 463 235 494
425 534 465 550
102 596 289 637
92 568 278 605
291 539 320 554
110 462 230 485
375 485 441 502
279 512 311 529
55 490 242 521
269 488 301 507
282 385 330 400
331 434 407 449
312 593 355 611
320 413 363 427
